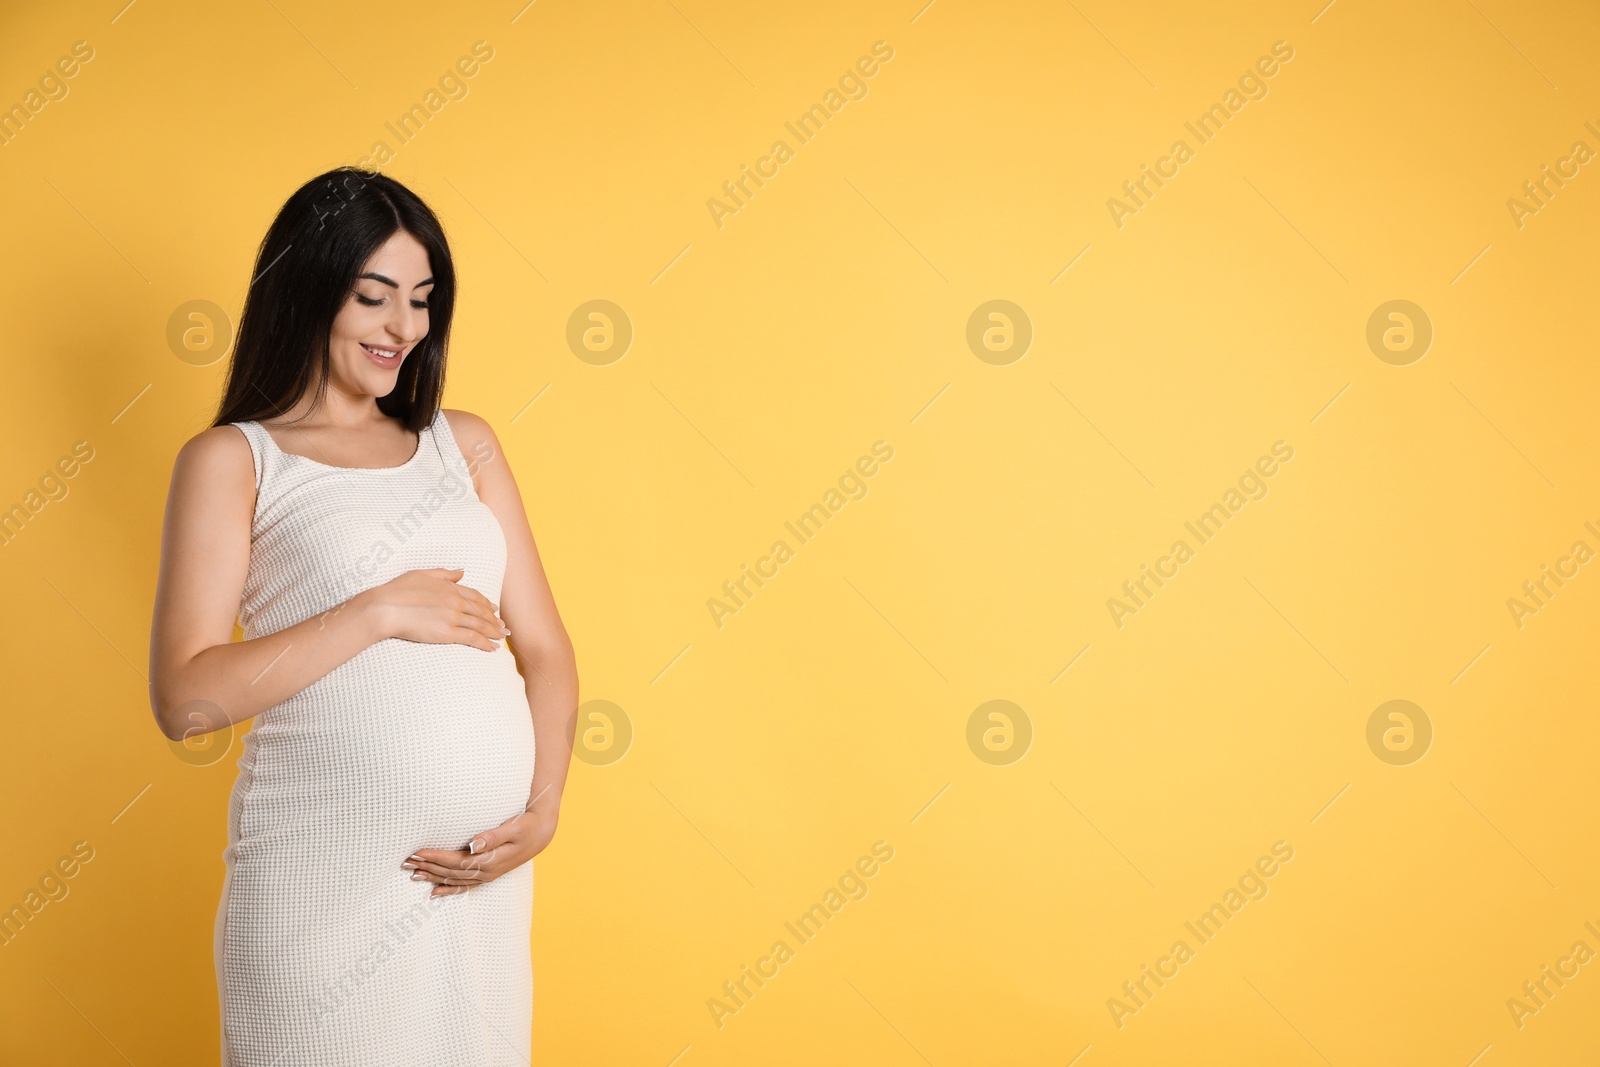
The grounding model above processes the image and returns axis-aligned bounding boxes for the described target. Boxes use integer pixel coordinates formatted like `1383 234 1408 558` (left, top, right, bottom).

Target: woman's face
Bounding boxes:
326 230 433 400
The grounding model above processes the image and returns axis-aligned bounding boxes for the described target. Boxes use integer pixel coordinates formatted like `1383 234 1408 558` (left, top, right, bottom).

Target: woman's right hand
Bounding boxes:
364 568 509 651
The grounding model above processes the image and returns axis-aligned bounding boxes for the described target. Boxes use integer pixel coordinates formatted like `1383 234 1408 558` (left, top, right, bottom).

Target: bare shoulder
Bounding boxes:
440 407 498 447
173 424 255 488
440 408 508 475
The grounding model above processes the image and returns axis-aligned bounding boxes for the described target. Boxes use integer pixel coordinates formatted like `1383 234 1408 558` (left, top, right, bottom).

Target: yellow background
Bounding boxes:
2 0 1598 1063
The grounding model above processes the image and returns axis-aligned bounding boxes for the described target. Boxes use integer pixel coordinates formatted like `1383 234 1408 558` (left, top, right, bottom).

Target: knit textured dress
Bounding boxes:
215 408 536 1066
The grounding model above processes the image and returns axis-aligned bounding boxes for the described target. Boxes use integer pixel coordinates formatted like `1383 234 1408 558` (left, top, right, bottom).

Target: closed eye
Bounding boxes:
355 294 430 309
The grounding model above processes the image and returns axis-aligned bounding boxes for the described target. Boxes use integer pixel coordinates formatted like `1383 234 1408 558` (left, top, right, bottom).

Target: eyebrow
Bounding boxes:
359 272 435 289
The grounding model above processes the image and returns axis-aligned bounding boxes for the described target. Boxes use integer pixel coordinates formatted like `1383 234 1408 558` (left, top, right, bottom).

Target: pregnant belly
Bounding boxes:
230 639 536 855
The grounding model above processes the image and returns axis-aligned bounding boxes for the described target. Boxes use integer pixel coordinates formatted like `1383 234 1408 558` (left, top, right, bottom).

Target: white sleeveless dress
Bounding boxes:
217 409 536 1066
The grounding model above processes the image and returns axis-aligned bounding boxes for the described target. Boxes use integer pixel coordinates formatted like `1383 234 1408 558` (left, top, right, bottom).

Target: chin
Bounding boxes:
363 371 402 396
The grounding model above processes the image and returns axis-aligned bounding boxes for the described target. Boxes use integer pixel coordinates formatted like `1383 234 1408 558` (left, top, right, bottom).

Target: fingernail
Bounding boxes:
411 872 427 881
469 838 484 855
408 854 422 862
401 862 417 870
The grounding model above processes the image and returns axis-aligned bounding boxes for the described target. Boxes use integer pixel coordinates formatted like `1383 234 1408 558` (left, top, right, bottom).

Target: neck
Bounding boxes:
278 376 388 428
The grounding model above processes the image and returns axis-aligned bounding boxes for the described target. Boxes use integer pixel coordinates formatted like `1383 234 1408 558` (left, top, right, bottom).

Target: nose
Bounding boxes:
389 299 425 343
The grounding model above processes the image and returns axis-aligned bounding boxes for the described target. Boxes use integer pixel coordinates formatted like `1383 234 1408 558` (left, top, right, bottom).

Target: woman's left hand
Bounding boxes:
405 801 559 897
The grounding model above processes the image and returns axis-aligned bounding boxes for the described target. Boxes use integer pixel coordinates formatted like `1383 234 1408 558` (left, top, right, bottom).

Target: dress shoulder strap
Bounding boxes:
428 408 478 488
231 421 270 490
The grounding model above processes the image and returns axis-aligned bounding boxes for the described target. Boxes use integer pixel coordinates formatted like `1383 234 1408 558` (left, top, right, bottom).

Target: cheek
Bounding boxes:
329 306 366 342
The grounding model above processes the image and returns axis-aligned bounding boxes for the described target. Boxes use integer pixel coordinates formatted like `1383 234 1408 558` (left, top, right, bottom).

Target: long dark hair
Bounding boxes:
212 167 455 432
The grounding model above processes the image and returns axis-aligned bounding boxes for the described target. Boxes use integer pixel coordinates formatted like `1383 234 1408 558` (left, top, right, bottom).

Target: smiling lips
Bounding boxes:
360 342 405 368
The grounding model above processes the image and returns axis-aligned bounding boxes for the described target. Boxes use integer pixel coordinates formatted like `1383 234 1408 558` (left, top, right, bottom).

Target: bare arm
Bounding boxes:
445 409 578 816
147 425 508 742
387 411 579 895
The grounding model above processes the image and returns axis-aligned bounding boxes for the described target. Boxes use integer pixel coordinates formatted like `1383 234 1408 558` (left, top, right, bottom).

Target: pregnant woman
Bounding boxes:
147 167 577 1065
